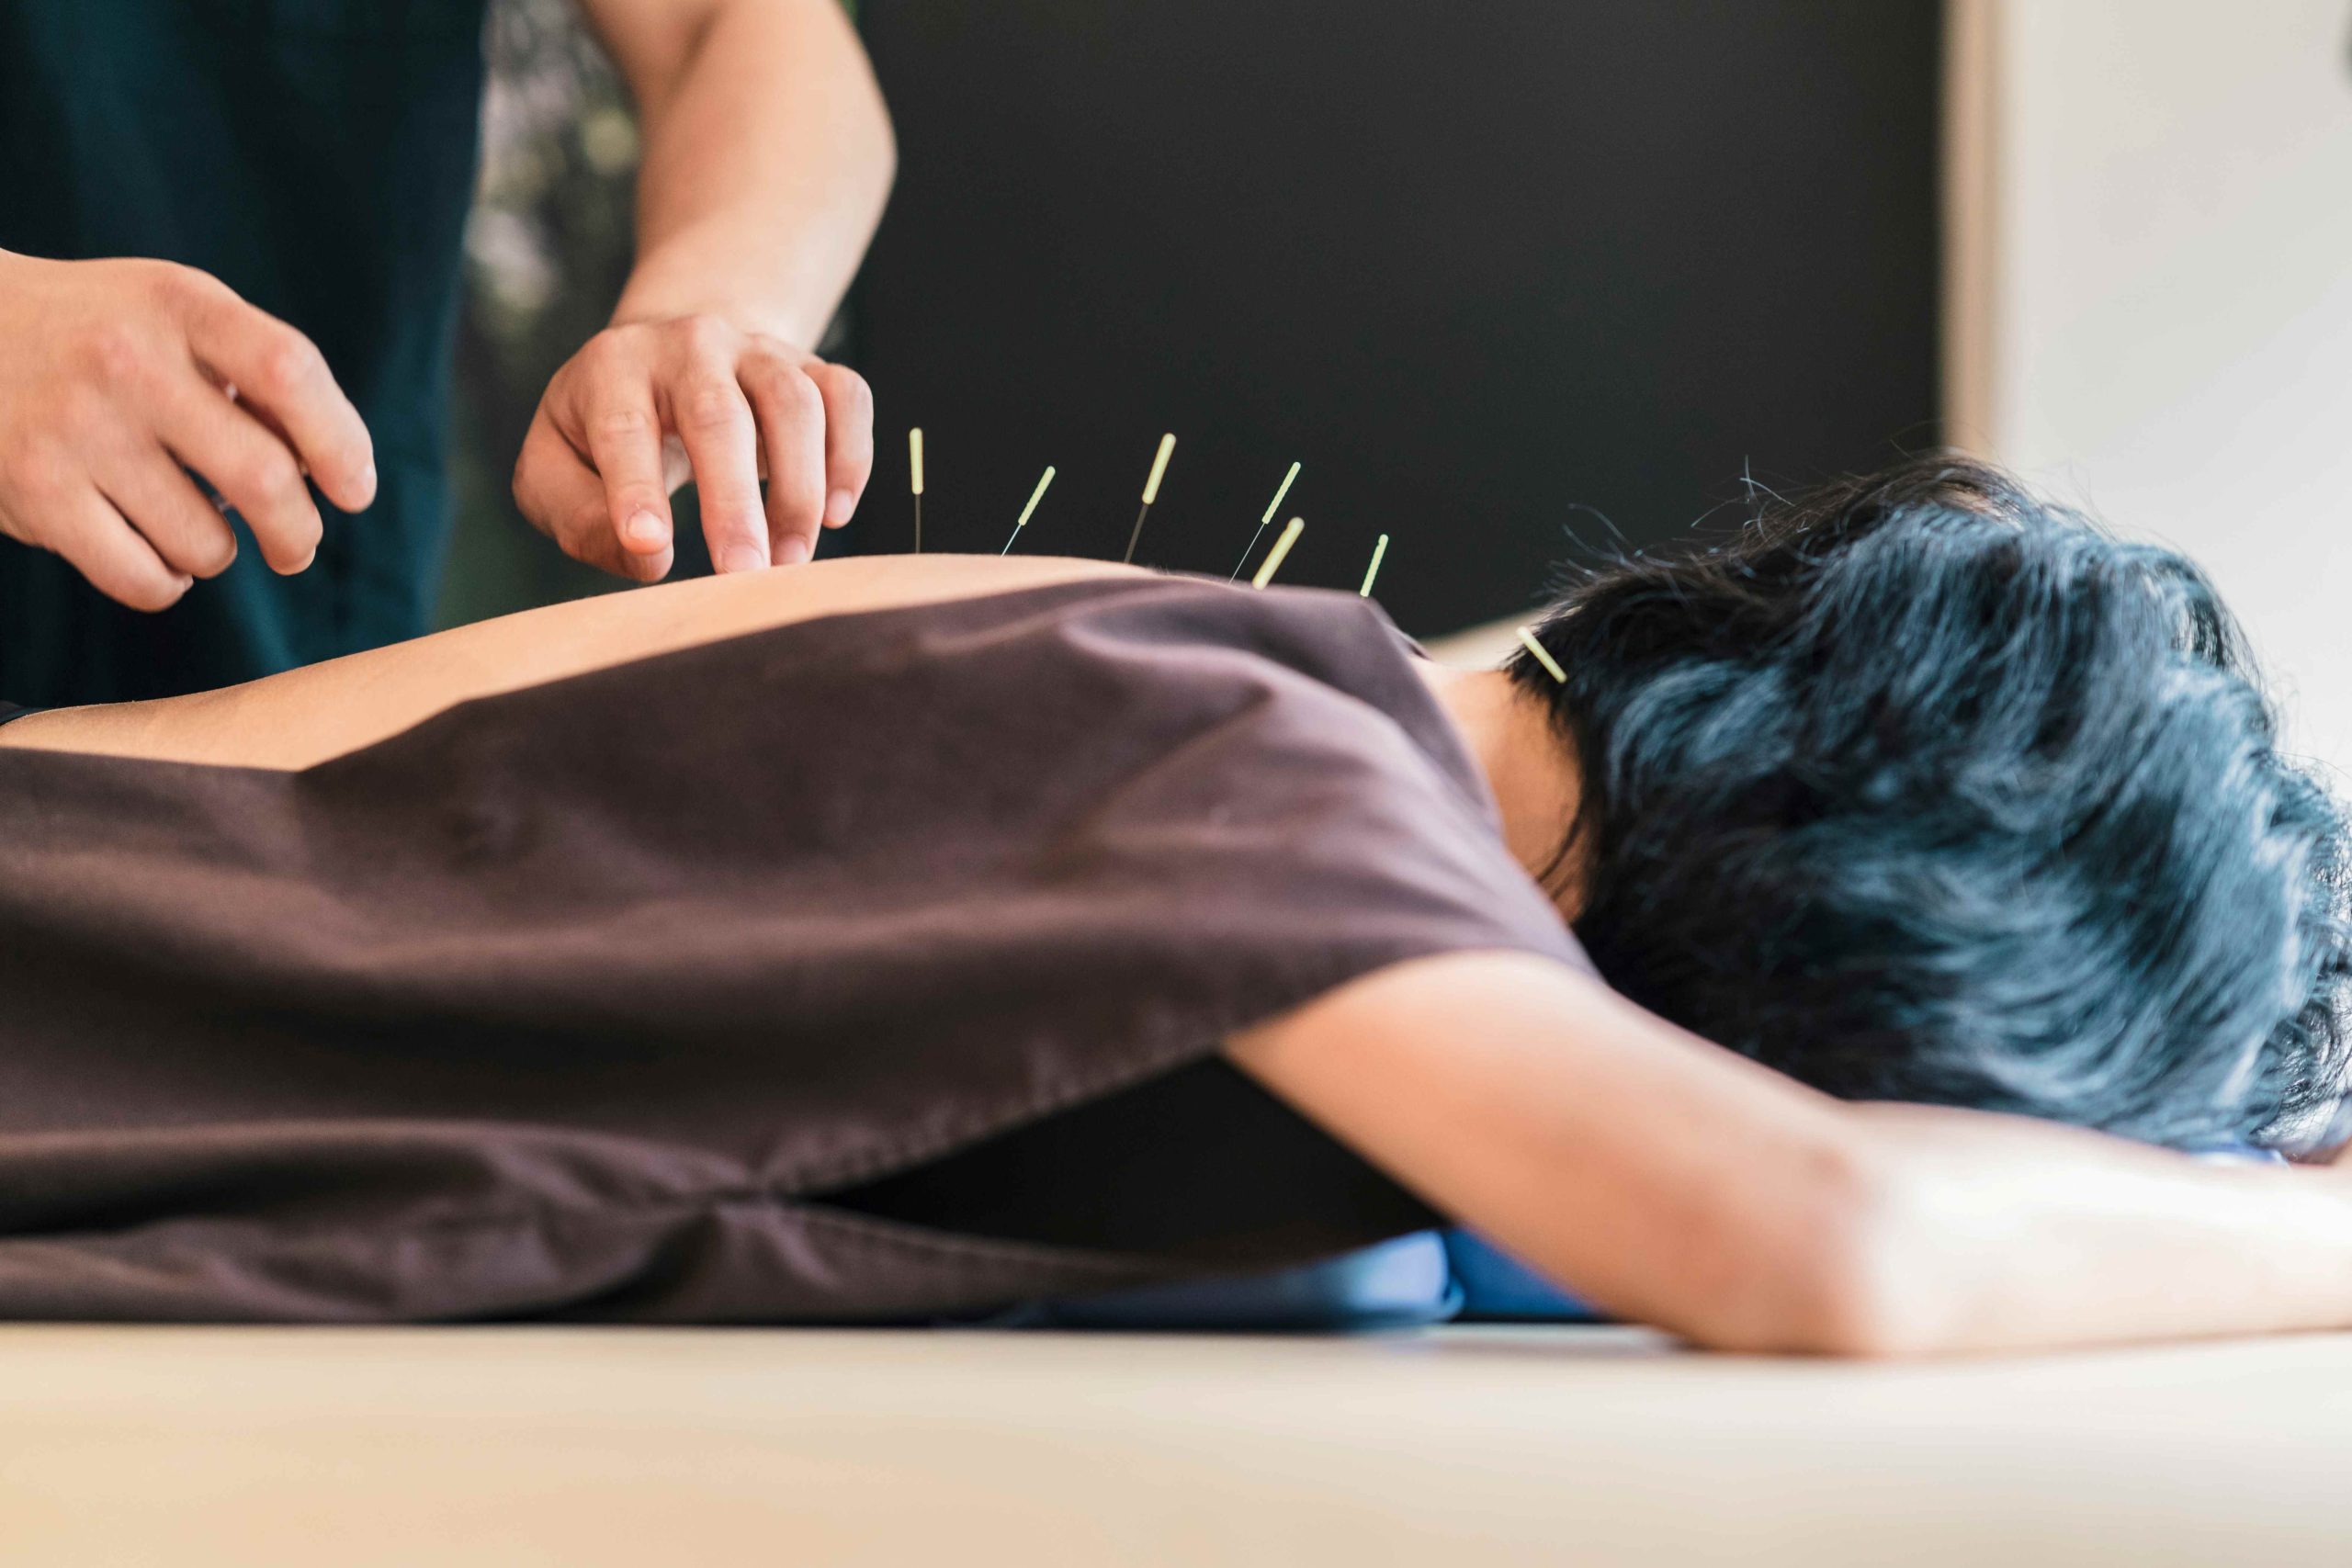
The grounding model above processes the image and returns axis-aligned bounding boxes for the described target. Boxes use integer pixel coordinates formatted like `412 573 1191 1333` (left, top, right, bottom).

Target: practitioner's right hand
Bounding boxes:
0 252 377 611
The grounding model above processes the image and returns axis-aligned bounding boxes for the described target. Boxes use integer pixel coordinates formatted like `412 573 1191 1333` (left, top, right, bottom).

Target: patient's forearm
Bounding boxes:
1839 1104 2352 1355
1230 952 2352 1358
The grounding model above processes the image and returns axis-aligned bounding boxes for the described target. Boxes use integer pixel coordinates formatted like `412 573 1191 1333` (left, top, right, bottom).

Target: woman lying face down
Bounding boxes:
1 454 2347 1356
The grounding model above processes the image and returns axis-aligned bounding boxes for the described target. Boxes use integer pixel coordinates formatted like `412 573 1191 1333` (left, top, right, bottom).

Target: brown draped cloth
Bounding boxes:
0 577 1590 1322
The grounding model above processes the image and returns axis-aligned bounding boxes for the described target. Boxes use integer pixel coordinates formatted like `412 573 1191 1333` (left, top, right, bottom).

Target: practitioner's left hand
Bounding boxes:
511 313 875 582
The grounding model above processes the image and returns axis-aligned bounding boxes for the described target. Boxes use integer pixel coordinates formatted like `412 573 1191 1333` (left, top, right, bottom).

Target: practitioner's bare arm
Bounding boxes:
1227 951 2352 1357
513 0 894 581
0 555 1142 770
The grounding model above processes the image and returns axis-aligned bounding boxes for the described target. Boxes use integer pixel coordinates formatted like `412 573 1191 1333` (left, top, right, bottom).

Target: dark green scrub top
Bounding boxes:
0 0 490 706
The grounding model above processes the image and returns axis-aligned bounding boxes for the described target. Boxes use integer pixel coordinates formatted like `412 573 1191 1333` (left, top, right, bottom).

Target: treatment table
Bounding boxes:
3 1323 2347 1564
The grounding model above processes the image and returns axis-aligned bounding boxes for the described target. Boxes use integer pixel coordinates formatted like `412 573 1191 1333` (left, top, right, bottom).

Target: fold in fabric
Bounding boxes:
0 577 1589 1321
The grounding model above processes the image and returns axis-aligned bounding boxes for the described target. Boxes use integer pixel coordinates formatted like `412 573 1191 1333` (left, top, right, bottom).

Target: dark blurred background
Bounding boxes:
443 0 1942 639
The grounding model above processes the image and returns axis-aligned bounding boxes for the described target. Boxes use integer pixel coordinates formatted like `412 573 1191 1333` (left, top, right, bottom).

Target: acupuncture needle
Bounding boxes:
1232 462 1302 580
1125 433 1176 564
1002 465 1056 555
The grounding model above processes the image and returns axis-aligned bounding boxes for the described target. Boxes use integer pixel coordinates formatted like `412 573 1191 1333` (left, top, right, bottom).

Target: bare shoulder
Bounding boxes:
1 555 1147 771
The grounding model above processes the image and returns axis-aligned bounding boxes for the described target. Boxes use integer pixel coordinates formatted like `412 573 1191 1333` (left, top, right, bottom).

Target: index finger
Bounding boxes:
807 362 875 528
181 291 377 515
571 383 675 559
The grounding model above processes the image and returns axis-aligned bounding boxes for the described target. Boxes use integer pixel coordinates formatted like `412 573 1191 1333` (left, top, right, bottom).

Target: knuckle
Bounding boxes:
680 379 747 434
253 330 323 398
734 355 783 400
807 356 860 394
232 448 305 512
201 530 240 577
95 548 187 613
81 322 153 394
5 434 74 506
826 365 875 417
786 367 828 417
590 404 654 443
751 364 823 422
576 331 631 378
274 509 324 564
181 522 239 579
794 359 831 404
141 260 215 311
115 579 171 614
679 314 738 360
135 574 190 613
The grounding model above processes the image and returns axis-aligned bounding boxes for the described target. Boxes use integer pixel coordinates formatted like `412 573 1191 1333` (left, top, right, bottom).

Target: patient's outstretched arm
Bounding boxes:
1228 951 2352 1357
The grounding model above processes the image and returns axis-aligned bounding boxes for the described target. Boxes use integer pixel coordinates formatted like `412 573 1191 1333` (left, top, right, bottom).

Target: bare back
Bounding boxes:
0 556 1146 771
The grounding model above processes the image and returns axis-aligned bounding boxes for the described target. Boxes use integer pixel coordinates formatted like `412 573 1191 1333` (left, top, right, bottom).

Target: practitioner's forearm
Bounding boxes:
595 0 895 345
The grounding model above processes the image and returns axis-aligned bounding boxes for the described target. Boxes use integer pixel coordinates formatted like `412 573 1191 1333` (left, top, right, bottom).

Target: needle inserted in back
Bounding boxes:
909 428 924 553
1124 433 1177 565
1232 462 1302 580
1002 465 1056 556
1252 517 1305 589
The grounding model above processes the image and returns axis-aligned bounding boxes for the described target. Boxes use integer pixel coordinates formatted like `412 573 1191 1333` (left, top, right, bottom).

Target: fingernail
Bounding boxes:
623 510 667 550
824 488 855 526
357 461 378 504
775 535 813 567
718 546 769 574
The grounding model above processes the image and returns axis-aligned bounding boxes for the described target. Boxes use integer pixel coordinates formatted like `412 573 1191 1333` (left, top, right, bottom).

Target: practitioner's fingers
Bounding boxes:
96 442 241 580
805 360 875 531
523 315 863 579
521 331 676 580
741 346 827 566
175 273 377 514
153 361 324 574
575 374 675 561
665 332 769 575
35 484 193 613
513 403 672 583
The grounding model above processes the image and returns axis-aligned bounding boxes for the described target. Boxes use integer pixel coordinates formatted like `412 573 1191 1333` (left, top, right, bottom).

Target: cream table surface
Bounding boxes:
0 1322 2344 1566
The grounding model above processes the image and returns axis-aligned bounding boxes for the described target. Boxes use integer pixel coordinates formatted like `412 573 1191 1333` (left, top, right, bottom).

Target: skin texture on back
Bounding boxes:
0 556 1146 771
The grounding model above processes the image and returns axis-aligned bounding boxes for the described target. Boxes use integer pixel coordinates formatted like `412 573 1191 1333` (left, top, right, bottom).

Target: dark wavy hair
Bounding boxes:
1508 455 2352 1153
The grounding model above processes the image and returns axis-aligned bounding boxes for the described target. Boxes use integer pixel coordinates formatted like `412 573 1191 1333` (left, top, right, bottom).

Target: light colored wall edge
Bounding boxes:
1941 0 2003 456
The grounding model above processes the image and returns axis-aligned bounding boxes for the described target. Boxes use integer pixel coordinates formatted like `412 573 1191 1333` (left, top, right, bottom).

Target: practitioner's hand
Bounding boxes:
511 313 875 582
0 252 378 611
